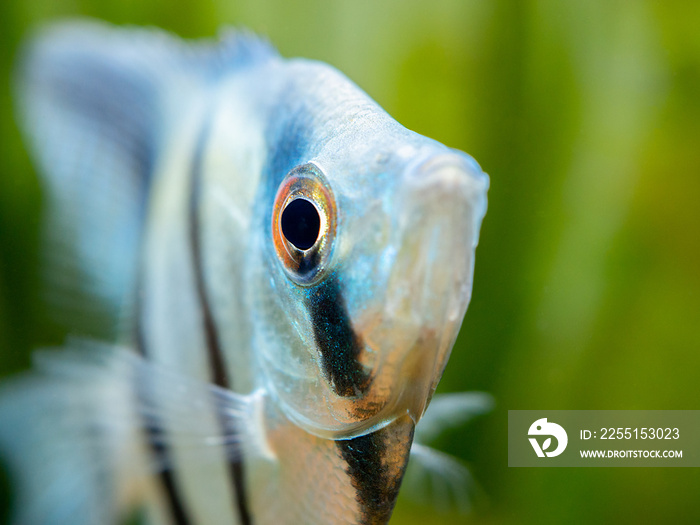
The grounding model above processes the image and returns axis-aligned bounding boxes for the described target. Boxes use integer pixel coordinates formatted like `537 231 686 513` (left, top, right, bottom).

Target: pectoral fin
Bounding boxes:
0 340 261 525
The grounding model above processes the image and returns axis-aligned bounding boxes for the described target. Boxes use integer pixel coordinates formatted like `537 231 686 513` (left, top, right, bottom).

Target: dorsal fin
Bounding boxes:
15 20 277 339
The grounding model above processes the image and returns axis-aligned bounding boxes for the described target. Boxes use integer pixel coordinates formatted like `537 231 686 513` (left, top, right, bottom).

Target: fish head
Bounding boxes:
250 62 488 440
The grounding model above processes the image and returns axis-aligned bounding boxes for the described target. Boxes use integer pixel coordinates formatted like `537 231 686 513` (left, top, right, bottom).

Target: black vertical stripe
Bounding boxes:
134 298 193 525
336 417 415 525
307 275 371 397
189 122 253 525
306 271 417 522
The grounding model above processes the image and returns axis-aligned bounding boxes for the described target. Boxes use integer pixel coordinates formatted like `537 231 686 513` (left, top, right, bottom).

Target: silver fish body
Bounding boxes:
0 20 488 525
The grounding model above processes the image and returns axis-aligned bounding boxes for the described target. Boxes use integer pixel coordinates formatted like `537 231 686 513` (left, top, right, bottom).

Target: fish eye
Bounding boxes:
281 198 320 250
272 163 336 285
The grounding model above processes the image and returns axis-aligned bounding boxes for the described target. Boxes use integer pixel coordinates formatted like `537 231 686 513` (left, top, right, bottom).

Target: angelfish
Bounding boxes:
0 20 489 525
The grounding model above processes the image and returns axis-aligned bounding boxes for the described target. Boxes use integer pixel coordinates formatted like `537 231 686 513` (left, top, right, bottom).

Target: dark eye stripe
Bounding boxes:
307 275 371 397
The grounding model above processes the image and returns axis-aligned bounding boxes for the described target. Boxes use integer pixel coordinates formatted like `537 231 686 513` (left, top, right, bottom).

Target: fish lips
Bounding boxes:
376 151 489 418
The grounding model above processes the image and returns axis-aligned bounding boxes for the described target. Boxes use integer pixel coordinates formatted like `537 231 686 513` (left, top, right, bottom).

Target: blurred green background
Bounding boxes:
1 0 700 524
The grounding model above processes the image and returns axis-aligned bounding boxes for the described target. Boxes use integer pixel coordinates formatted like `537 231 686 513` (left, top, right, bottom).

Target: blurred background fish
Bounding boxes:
1 1 700 525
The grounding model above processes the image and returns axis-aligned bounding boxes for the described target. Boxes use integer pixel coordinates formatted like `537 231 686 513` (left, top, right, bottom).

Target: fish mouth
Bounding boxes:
387 151 488 329
379 151 489 419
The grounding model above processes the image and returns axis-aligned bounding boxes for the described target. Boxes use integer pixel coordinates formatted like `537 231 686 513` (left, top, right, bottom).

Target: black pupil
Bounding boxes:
281 198 321 250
